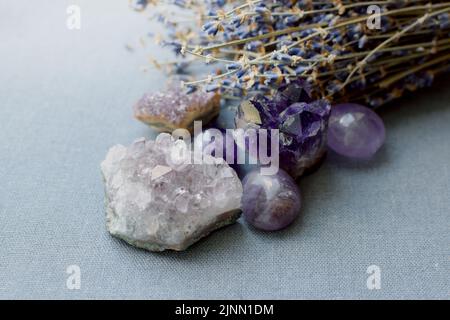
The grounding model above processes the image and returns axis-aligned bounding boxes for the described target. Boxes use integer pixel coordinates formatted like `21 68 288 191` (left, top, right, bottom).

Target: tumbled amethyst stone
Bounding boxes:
328 103 386 159
241 169 301 231
235 80 331 179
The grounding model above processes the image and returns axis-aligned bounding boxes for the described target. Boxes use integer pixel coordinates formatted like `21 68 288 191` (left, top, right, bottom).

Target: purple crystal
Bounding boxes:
249 80 313 126
235 80 331 179
273 80 313 108
194 129 238 169
327 103 386 159
134 82 220 132
241 169 301 231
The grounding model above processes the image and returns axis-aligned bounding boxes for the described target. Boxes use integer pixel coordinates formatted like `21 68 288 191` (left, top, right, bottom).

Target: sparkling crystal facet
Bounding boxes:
327 103 386 159
241 169 301 231
235 80 331 179
134 82 220 132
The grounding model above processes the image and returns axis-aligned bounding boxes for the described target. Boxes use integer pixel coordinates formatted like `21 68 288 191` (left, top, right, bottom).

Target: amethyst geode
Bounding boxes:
235 80 331 179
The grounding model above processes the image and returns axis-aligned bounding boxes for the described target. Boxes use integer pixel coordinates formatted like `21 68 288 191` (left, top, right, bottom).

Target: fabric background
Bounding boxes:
0 1 449 299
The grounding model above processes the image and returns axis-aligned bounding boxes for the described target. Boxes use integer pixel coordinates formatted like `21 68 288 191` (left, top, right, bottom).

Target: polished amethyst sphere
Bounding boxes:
235 80 331 179
328 103 386 159
241 169 301 231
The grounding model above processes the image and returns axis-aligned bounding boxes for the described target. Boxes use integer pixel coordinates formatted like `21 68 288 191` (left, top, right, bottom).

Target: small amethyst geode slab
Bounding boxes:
134 82 220 132
235 80 331 179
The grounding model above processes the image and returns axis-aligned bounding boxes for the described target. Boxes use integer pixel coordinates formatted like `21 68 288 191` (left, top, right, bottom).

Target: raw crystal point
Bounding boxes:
235 80 331 179
278 100 331 178
134 81 220 132
101 135 243 252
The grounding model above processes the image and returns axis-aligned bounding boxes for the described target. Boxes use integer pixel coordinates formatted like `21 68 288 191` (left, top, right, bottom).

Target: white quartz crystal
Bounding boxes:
101 134 243 251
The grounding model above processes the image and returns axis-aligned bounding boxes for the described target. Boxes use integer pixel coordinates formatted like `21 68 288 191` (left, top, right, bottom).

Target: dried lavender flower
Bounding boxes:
133 0 450 107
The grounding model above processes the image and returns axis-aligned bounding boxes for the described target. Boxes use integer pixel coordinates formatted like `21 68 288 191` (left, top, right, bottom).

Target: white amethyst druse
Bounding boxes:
101 134 243 252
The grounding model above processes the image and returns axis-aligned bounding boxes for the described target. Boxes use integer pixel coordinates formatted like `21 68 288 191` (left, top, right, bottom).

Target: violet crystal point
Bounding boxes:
235 80 331 179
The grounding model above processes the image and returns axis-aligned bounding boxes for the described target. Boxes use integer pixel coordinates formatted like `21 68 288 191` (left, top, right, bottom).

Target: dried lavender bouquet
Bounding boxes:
133 0 450 107
103 0 449 243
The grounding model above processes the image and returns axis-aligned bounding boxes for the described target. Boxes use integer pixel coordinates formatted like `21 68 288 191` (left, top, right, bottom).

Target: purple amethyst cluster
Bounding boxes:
235 80 331 179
